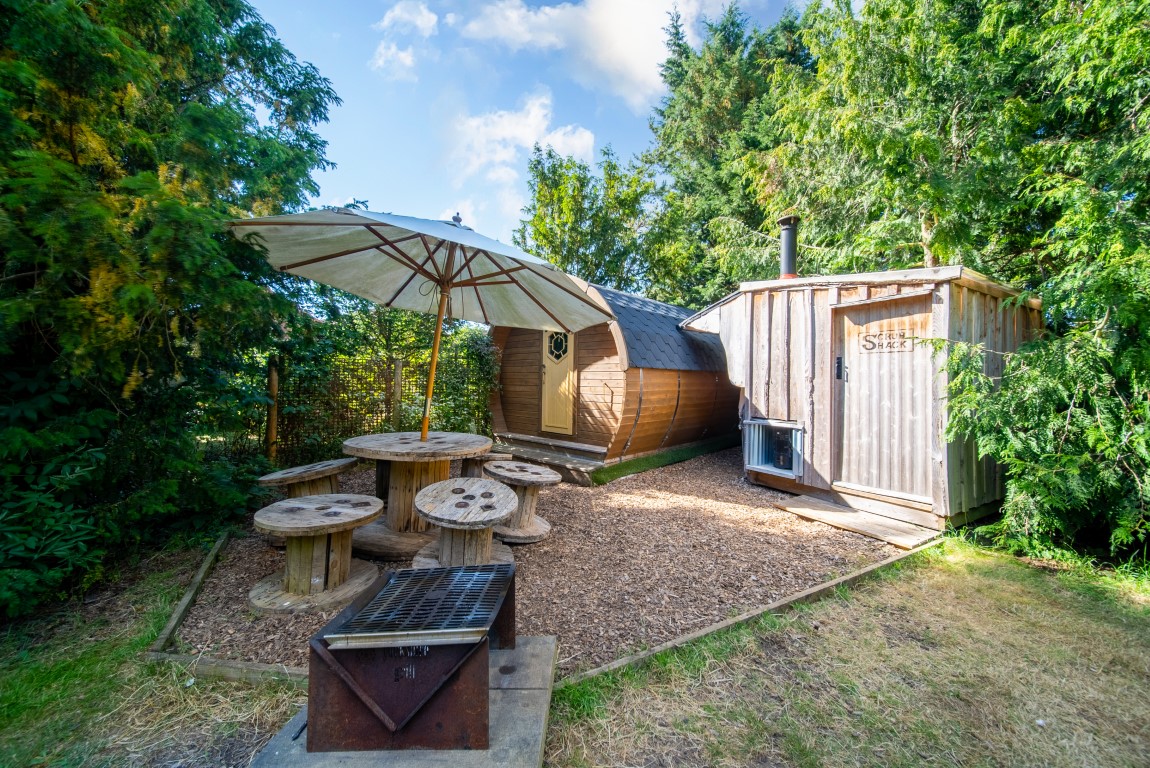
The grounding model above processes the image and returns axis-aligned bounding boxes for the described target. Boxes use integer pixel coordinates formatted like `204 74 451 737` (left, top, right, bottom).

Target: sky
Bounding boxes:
248 0 788 243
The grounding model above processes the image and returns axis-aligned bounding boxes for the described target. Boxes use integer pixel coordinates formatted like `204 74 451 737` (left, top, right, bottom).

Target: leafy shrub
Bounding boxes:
0 373 109 617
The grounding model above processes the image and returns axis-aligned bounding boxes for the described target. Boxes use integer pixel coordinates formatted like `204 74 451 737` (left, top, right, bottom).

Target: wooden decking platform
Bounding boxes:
492 442 602 486
775 495 939 550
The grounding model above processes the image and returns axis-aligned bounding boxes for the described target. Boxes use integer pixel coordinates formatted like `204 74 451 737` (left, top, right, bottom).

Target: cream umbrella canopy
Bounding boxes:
231 208 613 440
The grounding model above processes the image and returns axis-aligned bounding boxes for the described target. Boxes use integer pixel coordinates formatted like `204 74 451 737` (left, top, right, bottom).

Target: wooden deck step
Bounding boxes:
775 495 939 550
492 442 603 487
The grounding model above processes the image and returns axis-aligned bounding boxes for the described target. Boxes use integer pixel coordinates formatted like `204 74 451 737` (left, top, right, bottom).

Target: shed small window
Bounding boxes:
744 420 803 479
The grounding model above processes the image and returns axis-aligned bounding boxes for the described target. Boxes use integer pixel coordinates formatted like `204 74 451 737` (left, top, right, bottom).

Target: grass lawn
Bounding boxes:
2 538 1146 766
547 540 1150 767
0 546 303 767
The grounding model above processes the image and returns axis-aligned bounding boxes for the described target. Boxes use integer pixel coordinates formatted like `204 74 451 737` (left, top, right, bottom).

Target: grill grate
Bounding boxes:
324 564 514 649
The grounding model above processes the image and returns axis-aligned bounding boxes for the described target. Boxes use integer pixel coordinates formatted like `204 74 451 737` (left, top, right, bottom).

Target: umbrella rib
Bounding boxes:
521 263 612 318
454 279 516 287
457 264 527 284
277 244 380 271
418 234 449 279
382 238 447 307
450 247 488 284
501 267 572 332
462 252 491 325
367 228 443 279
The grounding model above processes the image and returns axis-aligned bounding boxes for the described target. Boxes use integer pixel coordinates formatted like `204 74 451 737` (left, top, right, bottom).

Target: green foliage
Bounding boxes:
0 372 109 616
643 5 814 306
0 0 337 615
514 145 654 291
514 0 1150 561
271 302 501 465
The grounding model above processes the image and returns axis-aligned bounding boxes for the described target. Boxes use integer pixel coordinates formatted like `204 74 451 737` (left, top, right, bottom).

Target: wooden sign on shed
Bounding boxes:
681 266 1042 530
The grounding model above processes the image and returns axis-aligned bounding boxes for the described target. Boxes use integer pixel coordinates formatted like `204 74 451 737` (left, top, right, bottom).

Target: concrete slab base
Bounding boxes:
252 635 557 768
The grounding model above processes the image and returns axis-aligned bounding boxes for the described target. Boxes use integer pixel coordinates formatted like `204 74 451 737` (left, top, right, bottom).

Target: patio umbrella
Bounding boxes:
230 208 613 440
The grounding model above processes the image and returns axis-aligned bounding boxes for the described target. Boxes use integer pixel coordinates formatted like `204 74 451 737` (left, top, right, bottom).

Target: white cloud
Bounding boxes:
448 90 594 235
485 166 519 185
369 41 417 80
452 90 594 182
374 1 438 37
460 0 729 114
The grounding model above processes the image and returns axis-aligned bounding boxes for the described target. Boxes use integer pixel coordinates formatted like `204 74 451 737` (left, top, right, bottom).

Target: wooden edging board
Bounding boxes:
554 538 944 689
147 530 309 687
149 532 943 690
148 532 231 654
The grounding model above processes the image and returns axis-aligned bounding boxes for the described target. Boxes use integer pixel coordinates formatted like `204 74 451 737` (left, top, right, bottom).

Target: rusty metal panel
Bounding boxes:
304 564 517 752
307 637 490 751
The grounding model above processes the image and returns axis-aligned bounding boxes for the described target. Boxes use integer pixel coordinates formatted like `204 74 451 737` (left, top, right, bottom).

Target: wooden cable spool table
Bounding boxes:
249 494 382 613
483 461 562 544
342 432 493 559
411 477 517 569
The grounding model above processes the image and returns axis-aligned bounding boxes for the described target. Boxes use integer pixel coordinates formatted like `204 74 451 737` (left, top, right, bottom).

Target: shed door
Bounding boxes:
541 331 575 434
833 294 934 500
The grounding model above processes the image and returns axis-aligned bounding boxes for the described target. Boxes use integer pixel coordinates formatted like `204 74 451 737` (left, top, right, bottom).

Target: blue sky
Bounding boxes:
249 1 787 242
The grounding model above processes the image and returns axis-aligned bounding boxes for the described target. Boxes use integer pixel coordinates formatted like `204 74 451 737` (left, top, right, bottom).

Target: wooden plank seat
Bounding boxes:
484 461 562 544
411 477 517 569
249 494 382 613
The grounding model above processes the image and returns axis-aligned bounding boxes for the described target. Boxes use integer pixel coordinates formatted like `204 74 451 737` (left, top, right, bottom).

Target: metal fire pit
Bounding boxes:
307 563 516 752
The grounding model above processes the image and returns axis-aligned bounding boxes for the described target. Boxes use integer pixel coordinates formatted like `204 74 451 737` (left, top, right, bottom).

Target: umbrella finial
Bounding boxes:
452 212 462 225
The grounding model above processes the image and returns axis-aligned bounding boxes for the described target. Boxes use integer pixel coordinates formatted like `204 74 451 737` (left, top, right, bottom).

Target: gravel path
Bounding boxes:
177 449 894 675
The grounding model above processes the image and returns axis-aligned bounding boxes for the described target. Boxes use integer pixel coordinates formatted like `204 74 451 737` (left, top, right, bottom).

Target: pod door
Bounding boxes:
541 331 575 434
832 293 934 502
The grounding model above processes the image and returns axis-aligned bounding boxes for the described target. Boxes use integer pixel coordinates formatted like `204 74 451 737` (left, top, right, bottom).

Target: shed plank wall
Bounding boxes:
750 282 942 500
946 283 1042 515
497 327 542 436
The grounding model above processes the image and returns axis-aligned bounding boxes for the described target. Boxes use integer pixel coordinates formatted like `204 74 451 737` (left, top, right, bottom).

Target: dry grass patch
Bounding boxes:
547 541 1150 768
96 663 304 767
0 545 303 768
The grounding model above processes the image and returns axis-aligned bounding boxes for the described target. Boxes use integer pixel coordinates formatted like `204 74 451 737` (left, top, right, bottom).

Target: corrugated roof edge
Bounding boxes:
680 265 1041 333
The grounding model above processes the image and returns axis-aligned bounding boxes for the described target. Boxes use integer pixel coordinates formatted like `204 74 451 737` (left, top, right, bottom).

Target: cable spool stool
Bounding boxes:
483 461 561 544
411 478 517 569
249 494 382 613
460 451 514 478
257 457 359 497
257 458 360 547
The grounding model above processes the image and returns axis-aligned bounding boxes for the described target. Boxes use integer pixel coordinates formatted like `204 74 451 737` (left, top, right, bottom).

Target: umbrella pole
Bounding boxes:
421 285 450 441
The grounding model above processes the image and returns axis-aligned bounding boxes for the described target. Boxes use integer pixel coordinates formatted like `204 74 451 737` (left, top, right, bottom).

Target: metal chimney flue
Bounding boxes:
778 214 799 279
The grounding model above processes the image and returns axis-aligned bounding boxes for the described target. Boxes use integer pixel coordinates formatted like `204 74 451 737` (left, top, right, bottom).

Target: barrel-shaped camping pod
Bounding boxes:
490 284 740 483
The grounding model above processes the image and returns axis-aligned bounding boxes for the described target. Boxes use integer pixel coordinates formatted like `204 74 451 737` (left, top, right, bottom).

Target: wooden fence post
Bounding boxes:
267 355 279 461
391 358 403 431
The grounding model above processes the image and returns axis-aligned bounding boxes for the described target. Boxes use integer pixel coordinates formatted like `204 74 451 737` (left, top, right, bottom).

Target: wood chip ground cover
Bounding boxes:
176 449 894 675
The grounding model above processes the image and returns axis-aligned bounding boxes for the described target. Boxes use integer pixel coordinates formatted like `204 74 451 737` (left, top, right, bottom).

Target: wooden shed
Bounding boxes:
681 266 1042 530
490 283 740 482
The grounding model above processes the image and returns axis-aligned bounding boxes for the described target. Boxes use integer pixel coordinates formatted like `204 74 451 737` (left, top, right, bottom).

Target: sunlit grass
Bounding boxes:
0 547 303 767
547 540 1150 767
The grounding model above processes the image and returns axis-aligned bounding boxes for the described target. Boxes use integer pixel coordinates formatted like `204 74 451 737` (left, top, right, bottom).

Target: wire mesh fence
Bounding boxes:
274 345 496 467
